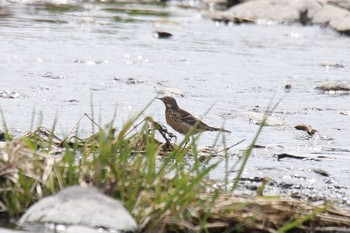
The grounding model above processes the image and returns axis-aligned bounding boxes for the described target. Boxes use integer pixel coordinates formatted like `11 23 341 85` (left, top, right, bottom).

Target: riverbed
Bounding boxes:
1 0 349 212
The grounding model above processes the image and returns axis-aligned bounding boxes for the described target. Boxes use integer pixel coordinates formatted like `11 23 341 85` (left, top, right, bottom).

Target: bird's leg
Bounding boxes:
149 119 177 147
167 131 177 143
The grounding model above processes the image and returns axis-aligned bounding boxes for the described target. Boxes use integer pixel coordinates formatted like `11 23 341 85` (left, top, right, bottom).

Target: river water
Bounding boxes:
1 0 350 212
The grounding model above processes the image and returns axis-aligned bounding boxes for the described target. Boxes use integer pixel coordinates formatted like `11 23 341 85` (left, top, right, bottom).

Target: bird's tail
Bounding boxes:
209 126 231 133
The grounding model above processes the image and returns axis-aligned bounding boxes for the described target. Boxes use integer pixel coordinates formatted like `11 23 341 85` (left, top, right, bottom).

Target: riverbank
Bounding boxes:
1 113 350 232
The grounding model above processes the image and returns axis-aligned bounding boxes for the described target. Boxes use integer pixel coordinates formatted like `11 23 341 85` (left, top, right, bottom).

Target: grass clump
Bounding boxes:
0 110 220 231
1 102 350 232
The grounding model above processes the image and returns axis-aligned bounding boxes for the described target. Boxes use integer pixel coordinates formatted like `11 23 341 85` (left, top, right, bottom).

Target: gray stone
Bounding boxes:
242 112 284 126
312 3 350 33
202 0 350 34
203 0 323 24
330 15 350 33
327 0 350 11
312 4 349 24
18 186 137 232
316 81 350 91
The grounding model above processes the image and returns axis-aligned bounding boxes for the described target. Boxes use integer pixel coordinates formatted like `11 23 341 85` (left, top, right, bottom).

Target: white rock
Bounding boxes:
18 186 137 232
316 81 350 91
330 15 350 32
203 0 322 24
242 112 284 126
312 4 349 24
155 87 184 97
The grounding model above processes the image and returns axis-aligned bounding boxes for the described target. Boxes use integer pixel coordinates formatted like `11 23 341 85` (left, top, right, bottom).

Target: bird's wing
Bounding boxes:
176 108 199 123
177 108 212 130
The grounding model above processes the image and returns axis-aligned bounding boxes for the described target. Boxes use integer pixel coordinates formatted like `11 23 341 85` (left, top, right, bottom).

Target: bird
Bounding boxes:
158 96 231 136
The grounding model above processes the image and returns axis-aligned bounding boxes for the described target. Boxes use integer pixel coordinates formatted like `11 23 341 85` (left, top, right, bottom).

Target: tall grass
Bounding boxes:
0 98 225 229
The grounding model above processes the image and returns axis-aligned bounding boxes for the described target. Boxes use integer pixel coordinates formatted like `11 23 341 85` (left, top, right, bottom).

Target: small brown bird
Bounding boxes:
158 96 231 135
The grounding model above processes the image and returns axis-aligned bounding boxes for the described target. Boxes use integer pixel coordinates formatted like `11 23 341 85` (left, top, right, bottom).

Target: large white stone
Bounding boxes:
18 186 137 232
312 4 349 24
203 0 323 24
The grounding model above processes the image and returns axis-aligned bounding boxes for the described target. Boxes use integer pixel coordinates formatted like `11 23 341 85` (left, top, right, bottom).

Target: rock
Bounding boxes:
340 111 350 116
19 186 137 232
41 72 65 79
312 4 350 33
327 0 350 11
202 0 241 11
312 2 349 24
153 31 173 39
202 0 350 35
242 112 284 126
284 84 292 92
330 15 350 33
155 87 185 97
312 168 330 177
279 181 294 189
277 153 307 161
202 0 323 24
320 61 345 68
316 81 350 93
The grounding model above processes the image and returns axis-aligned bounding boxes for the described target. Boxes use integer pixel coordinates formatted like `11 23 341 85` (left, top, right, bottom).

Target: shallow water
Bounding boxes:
1 0 350 207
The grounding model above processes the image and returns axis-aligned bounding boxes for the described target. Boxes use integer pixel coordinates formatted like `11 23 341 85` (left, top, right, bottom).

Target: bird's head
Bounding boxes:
158 96 179 109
